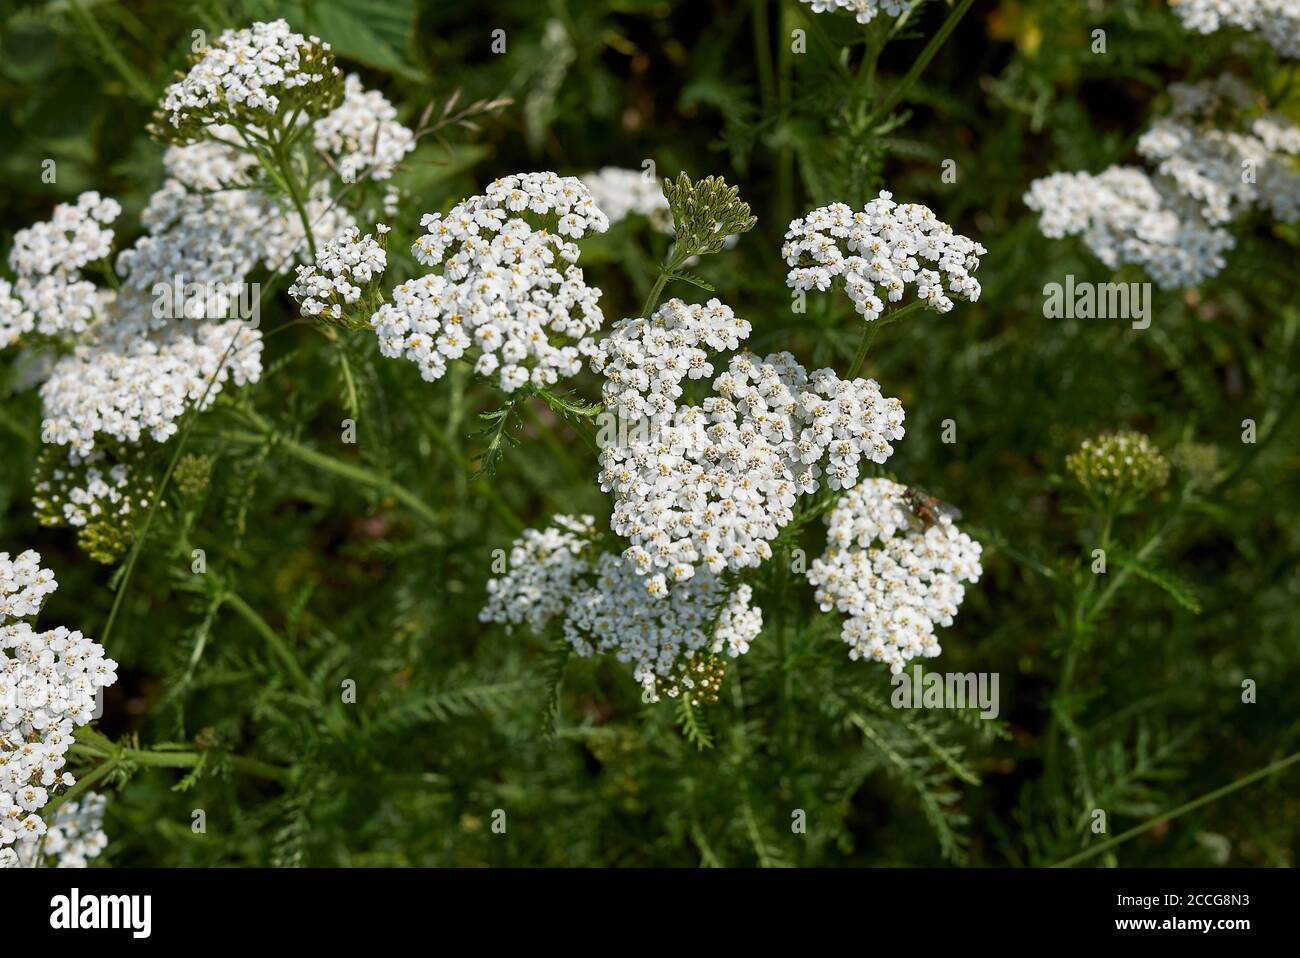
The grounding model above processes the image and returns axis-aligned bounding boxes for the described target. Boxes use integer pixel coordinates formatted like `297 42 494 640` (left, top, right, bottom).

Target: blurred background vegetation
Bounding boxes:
0 0 1296 866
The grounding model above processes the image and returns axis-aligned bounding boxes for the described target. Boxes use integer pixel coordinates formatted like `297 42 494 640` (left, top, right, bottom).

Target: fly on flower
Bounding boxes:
902 485 963 529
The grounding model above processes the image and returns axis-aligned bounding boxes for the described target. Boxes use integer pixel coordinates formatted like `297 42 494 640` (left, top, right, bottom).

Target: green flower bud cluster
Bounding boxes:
1066 430 1170 508
32 447 160 564
661 172 757 258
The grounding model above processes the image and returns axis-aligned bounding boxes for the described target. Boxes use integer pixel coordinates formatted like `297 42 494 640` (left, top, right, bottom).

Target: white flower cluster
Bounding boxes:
158 19 339 132
289 226 388 320
783 192 985 321
1 185 269 455
806 479 982 673
39 320 263 453
161 124 260 192
1169 0 1300 58
2 793 108 868
579 167 671 230
1 552 117 854
1137 76 1300 225
568 554 761 702
314 74 416 183
479 515 595 633
372 172 609 391
116 179 270 324
593 298 906 591
1026 74 1298 288
479 516 763 702
799 0 913 25
0 280 34 350
32 454 149 530
1024 166 1235 289
128 120 358 306
6 192 121 337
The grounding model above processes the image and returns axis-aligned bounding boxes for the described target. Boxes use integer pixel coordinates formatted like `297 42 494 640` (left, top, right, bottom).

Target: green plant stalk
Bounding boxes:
777 2 794 230
223 590 315 698
847 300 923 378
271 126 319 262
45 737 290 816
801 9 852 82
1045 508 1115 780
69 0 156 103
221 426 443 529
640 248 689 318
1052 750 1300 867
862 0 976 128
751 0 776 113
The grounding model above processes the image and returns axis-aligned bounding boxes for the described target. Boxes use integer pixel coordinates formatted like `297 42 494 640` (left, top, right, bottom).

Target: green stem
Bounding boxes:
801 9 853 82
862 0 975 128
115 746 290 783
777 2 794 229
641 250 687 318
273 131 318 261
1053 750 1300 868
69 0 156 103
846 301 922 378
847 322 880 380
223 591 315 698
751 0 776 113
222 424 443 529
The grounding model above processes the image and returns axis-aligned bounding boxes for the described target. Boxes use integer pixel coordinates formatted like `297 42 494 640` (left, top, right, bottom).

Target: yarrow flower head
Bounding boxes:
1 552 117 854
39 319 263 454
799 0 914 24
290 226 389 324
153 19 343 144
592 298 906 591
1066 430 1170 509
479 516 763 703
1137 75 1300 226
1026 73 1298 287
1168 0 1300 59
1024 167 1234 289
806 479 982 673
2 792 108 868
6 192 121 337
784 192 985 321
371 172 609 392
32 447 158 564
313 74 416 183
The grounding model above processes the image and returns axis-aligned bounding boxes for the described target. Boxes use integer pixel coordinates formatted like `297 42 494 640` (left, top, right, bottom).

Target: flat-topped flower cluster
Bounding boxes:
479 515 763 703
1 552 117 854
593 298 906 592
783 193 985 321
1169 0 1300 59
1026 66 1300 288
370 172 608 391
806 479 983 673
155 19 343 141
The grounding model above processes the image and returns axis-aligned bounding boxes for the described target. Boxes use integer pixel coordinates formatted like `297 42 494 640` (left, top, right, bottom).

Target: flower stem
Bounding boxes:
1052 749 1300 868
862 0 975 129
223 590 315 698
221 424 442 529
